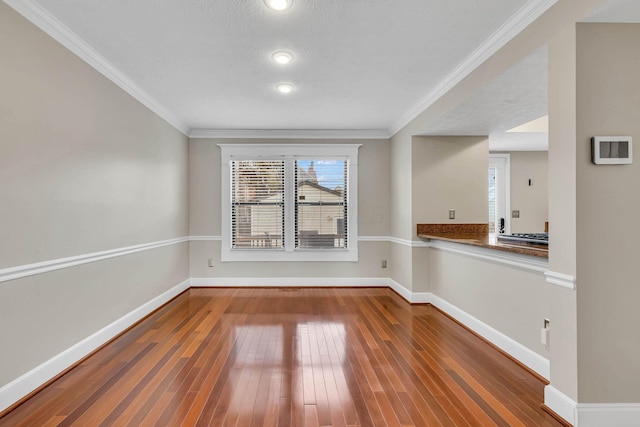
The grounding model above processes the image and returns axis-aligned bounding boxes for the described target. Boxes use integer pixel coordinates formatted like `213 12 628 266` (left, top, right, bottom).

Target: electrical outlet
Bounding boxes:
448 209 455 220
381 260 387 269
541 318 550 346
512 210 520 218
208 258 214 268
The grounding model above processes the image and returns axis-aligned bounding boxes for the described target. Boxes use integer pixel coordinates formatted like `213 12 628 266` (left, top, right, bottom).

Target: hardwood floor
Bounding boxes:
0 288 564 426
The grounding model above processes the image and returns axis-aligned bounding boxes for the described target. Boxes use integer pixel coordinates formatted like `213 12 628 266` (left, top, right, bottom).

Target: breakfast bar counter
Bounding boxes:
417 224 548 259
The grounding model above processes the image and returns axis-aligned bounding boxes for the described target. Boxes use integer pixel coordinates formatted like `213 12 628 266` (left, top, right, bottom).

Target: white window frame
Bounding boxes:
220 144 360 262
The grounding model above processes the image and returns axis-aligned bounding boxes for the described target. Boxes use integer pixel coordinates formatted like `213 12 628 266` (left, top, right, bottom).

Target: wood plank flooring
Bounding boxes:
0 288 564 426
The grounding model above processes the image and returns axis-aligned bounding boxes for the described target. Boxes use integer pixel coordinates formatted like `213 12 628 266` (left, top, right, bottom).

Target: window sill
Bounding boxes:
221 248 358 262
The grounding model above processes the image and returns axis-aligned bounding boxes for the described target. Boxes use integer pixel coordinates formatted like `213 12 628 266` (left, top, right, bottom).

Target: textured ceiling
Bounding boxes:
31 0 530 132
583 0 640 22
418 0 640 152
418 47 549 151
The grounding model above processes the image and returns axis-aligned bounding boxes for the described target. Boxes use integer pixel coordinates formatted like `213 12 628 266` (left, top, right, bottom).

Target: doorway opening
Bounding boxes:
489 154 510 234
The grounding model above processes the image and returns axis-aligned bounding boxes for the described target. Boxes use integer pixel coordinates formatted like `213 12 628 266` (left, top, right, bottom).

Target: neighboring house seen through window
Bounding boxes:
220 144 359 261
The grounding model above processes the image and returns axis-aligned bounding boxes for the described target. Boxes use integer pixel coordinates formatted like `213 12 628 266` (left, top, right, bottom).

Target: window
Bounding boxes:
489 154 510 234
220 144 360 261
231 160 285 249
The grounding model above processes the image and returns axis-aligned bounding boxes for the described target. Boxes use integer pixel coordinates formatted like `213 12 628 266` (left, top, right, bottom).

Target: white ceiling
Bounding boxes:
414 0 640 151
16 0 546 136
583 0 640 22
417 47 549 151
9 0 637 148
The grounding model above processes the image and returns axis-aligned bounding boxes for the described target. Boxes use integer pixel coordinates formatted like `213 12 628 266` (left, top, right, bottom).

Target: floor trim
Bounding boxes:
430 293 550 380
0 278 191 414
190 277 390 288
386 278 431 304
544 385 577 426
544 386 640 427
577 403 640 427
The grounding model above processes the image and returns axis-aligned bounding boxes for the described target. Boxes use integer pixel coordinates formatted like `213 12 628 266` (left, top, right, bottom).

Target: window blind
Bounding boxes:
231 160 285 249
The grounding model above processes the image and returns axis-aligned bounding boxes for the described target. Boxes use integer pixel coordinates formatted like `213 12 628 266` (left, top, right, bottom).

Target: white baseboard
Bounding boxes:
190 277 433 305
190 276 390 288
386 278 431 304
0 278 190 414
545 385 577 425
430 293 550 380
577 403 640 427
545 383 640 427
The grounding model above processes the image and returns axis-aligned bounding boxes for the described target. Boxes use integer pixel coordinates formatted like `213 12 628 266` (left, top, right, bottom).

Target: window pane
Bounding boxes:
488 167 496 233
231 160 284 249
295 160 347 249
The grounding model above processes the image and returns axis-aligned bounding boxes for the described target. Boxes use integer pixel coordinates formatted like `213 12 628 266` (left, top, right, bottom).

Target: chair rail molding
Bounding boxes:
0 237 189 284
544 270 576 290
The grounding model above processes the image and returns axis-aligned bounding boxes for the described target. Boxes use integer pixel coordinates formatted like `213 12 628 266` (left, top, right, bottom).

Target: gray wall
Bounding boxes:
0 4 189 387
189 138 390 279
499 151 549 233
388 0 610 407
576 23 640 403
428 250 550 357
409 137 547 357
5 0 635 414
412 136 489 226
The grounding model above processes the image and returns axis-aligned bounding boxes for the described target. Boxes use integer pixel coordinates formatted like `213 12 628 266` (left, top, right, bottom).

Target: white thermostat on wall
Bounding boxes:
591 136 633 165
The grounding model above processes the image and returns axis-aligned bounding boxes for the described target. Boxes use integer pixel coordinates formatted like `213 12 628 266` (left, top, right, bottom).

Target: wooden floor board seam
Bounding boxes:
0 287 563 427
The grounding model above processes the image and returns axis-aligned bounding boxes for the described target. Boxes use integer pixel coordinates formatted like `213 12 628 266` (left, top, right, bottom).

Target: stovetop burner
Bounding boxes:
496 233 548 246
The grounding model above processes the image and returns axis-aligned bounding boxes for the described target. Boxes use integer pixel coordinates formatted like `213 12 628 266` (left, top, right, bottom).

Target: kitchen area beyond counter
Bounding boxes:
417 223 548 258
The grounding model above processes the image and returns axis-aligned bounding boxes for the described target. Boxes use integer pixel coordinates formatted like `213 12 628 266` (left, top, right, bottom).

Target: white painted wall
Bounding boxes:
389 0 611 415
412 136 489 227
0 3 189 389
428 249 550 358
576 22 640 403
5 0 637 421
188 138 391 279
494 151 549 233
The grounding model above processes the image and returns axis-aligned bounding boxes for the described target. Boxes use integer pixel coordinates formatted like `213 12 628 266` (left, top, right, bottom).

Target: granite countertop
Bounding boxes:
416 224 548 259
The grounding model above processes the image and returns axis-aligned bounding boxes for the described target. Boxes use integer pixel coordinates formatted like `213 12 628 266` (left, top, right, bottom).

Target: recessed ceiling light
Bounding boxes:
264 0 292 11
276 83 293 94
272 51 294 65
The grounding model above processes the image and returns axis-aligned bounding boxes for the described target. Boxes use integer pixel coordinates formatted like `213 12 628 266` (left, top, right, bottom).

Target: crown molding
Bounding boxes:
3 0 190 136
389 0 559 136
188 128 391 140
